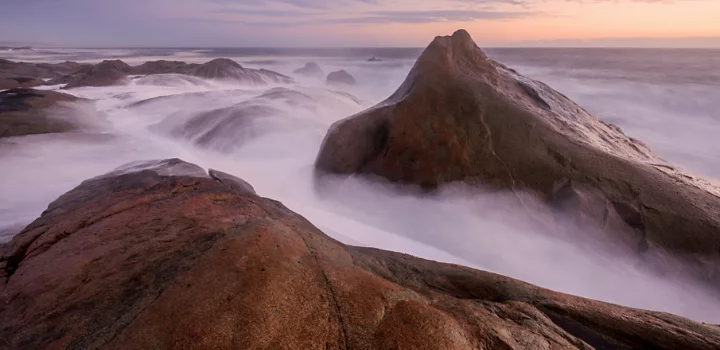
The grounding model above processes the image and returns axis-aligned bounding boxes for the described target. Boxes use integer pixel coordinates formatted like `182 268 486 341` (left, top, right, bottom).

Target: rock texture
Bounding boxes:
327 69 356 85
1 158 719 349
0 88 80 137
315 30 720 283
294 62 324 77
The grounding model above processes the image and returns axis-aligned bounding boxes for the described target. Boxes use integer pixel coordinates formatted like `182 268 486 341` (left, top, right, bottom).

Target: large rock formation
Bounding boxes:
1 158 719 349
315 30 720 283
327 69 357 85
0 88 80 137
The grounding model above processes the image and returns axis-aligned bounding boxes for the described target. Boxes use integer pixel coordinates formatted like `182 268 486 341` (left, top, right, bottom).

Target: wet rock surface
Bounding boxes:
315 30 720 284
1 158 719 349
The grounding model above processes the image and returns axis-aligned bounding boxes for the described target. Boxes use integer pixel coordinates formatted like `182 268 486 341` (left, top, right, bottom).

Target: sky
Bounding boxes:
1 0 719 47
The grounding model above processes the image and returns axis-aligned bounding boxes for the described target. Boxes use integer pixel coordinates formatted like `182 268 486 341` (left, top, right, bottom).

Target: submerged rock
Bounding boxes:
0 88 80 137
1 158 719 349
153 103 282 152
327 70 356 85
294 62 324 77
315 30 720 284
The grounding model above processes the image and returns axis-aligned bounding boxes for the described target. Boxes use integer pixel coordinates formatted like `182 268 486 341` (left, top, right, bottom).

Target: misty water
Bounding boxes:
2 47 720 323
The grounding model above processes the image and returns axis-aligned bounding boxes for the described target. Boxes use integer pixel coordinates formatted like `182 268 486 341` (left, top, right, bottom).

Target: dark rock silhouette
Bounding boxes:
1 158 719 349
315 30 720 285
368 57 383 62
294 62 324 77
326 70 356 85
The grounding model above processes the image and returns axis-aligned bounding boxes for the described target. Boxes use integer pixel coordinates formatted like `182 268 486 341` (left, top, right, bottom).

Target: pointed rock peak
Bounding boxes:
417 29 490 76
451 29 473 44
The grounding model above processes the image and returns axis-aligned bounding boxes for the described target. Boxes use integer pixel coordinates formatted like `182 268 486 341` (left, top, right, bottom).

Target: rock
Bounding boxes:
130 60 188 75
1 158 719 349
327 70 356 85
153 103 282 152
0 88 79 137
60 60 133 89
314 30 720 284
180 58 293 84
0 59 86 89
294 62 324 77
0 76 44 90
368 57 383 62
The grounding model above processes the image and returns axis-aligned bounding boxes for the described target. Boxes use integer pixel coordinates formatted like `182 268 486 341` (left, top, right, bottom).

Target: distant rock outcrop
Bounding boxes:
0 88 80 137
130 60 188 75
293 62 324 77
181 58 293 84
1 158 719 349
315 30 720 284
1 58 293 89
0 59 85 90
59 60 133 89
326 70 356 85
368 57 383 62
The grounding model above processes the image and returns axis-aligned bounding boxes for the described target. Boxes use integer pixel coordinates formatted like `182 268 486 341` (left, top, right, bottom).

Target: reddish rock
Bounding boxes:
314 30 720 284
1 158 719 349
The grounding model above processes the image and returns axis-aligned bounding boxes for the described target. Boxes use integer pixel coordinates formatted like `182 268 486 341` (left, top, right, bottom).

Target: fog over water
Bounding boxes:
2 47 720 323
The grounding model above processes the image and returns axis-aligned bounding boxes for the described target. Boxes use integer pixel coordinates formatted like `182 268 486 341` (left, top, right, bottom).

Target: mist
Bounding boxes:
2 50 720 324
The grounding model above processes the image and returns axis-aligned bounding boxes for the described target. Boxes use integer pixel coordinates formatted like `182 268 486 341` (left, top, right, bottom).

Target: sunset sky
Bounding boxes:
1 0 719 47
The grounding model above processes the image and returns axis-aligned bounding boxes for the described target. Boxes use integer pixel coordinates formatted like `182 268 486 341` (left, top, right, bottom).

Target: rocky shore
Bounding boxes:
1 159 719 349
2 30 720 349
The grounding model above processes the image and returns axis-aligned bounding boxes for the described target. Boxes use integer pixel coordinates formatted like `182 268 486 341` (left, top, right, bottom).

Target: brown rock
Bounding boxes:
1 158 719 349
0 88 80 137
314 30 720 283
327 69 356 85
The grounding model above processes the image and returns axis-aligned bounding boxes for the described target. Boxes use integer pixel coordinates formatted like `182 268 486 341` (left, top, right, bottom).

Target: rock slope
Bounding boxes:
314 30 720 283
1 158 719 349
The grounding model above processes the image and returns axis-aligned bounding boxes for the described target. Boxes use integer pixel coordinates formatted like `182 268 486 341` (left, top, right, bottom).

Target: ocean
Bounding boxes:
2 46 720 322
